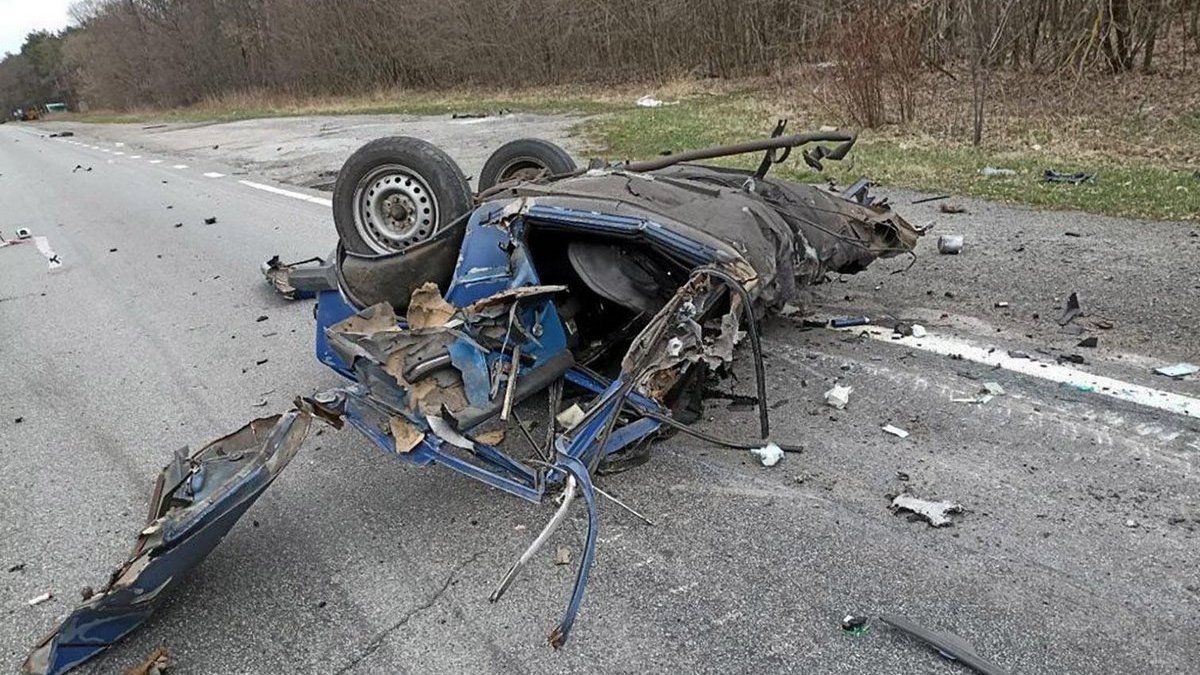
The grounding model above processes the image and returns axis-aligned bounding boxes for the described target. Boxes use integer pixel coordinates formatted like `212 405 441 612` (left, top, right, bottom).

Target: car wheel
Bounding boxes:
477 138 577 191
333 136 472 255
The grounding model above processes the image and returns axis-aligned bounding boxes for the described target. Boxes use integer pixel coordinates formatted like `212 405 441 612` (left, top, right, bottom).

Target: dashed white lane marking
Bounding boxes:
203 172 225 178
238 180 332 207
130 155 141 159
844 326 1200 420
148 159 163 164
172 164 189 169
113 151 124 155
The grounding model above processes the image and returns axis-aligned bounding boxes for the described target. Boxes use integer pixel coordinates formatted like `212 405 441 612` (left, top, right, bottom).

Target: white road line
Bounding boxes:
172 164 189 169
203 172 226 178
113 151 125 155
148 159 163 164
130 155 141 159
238 180 332 207
845 326 1200 420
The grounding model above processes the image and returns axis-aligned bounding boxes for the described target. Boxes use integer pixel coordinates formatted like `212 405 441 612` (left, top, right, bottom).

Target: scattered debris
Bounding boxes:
123 645 170 675
9 562 26 572
1154 363 1199 379
882 424 910 439
1064 231 1083 237
938 203 967 214
203 217 217 225
952 382 1004 405
635 95 676 108
891 494 961 527
260 255 335 300
1057 291 1081 326
841 614 869 635
1057 353 1086 365
937 234 964 254
1043 169 1094 185
27 592 53 606
880 614 1011 675
749 442 784 467
824 385 853 409
911 194 950 205
994 301 1008 308
830 316 870 328
555 546 572 566
979 166 1016 178
1077 336 1098 348
910 324 927 338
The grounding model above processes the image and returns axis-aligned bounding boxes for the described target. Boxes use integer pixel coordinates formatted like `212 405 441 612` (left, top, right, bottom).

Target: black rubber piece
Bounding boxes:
333 136 472 255
477 138 577 191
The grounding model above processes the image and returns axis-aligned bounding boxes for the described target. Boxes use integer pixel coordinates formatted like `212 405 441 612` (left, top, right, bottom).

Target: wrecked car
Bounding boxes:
25 129 920 674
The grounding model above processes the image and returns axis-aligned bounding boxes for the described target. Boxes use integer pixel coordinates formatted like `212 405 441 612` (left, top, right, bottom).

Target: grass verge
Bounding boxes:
64 80 1199 221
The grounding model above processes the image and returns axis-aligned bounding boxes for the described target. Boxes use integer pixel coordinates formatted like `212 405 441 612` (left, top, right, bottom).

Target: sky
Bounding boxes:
1 0 74 56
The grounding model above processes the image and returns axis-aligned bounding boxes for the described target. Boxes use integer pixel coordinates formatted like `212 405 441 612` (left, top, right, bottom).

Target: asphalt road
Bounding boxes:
2 122 1198 674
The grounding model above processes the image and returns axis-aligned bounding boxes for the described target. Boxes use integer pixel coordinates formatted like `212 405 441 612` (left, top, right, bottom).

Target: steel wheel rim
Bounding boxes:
352 165 439 253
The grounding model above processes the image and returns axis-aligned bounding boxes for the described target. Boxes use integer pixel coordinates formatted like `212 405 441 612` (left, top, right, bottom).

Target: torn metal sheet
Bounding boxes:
24 404 331 675
891 493 962 527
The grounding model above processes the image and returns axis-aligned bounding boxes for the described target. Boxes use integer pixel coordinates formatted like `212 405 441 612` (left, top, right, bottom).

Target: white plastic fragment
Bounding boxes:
555 403 586 429
910 324 927 338
27 592 52 606
981 382 1005 396
1154 363 1199 379
979 166 1016 177
882 424 910 438
636 95 676 108
824 385 852 409
891 494 962 527
749 443 784 467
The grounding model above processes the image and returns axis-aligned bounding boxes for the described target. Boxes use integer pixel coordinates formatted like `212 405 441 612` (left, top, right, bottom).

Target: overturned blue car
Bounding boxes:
25 130 921 674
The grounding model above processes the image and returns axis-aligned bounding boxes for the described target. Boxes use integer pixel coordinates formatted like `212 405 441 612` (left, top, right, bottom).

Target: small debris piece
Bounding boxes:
251 398 269 407
994 301 1009 308
1064 231 1083 237
938 203 967 214
937 235 964 254
475 427 506 445
882 424 909 439
1125 519 1139 528
27 592 53 606
829 316 870 328
123 645 170 675
406 282 456 328
749 443 784 467
555 403 586 429
910 324 927 338
555 546 572 565
173 223 182 228
1077 336 1098 348
1057 353 1086 365
1043 169 1094 185
203 217 217 225
981 382 1005 396
1058 291 1081 326
891 494 961 527
8 562 25 572
841 614 868 635
879 614 1011 675
80 586 94 601
1008 350 1030 359
14 416 22 423
1154 363 1199 379
255 315 268 322
979 167 1016 178
255 358 269 366
108 248 118 253
824 385 852 409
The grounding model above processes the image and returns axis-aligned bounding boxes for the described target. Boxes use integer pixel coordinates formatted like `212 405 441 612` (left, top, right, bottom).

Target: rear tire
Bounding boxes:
477 138 576 191
333 136 472 255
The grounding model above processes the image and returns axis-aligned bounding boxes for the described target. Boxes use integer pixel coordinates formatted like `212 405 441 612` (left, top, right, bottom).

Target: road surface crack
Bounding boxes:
334 552 481 674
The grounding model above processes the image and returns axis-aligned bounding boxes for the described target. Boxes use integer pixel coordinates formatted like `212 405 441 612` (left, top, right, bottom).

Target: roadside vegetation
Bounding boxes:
3 0 1197 220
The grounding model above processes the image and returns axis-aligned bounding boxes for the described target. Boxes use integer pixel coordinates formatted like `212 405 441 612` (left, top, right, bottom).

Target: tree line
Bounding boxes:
2 0 1197 115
